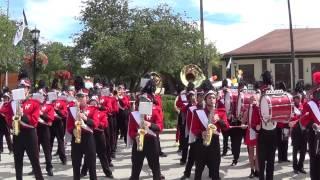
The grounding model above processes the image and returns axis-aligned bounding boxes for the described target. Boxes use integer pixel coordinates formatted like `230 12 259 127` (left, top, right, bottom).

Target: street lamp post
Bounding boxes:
31 28 40 92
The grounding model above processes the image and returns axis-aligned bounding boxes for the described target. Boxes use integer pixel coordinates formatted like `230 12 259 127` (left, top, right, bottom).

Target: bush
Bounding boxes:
162 94 178 128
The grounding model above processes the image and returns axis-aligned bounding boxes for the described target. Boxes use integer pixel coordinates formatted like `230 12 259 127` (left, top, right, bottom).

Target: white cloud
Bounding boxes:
24 0 83 45
191 0 320 53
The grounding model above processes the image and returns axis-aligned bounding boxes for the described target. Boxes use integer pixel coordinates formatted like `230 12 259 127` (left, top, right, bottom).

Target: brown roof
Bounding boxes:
224 28 320 57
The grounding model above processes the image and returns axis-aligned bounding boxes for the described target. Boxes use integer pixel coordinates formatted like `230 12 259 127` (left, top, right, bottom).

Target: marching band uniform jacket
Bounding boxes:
67 105 99 134
191 107 229 138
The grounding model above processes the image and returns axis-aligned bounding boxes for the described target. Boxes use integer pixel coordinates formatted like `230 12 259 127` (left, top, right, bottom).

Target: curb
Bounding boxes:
162 128 176 134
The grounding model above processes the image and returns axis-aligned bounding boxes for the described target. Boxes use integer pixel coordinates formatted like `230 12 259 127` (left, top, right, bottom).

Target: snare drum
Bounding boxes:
260 91 293 122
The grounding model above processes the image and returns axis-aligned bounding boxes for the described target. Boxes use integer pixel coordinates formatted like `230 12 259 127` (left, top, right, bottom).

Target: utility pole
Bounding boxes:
200 0 206 74
5 0 9 87
288 0 296 90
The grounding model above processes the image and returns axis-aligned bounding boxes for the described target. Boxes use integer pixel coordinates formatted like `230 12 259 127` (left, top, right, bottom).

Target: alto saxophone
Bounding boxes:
203 110 217 146
136 114 146 151
12 101 21 136
74 101 82 144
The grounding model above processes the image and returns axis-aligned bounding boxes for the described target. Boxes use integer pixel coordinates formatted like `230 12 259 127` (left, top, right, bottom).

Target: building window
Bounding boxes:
298 59 303 80
238 64 255 84
262 59 267 72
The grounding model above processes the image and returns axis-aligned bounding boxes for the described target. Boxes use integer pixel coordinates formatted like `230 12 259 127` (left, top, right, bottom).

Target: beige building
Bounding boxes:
221 28 320 90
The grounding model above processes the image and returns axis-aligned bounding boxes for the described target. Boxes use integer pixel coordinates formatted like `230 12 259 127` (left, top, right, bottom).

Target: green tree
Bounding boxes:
75 0 220 92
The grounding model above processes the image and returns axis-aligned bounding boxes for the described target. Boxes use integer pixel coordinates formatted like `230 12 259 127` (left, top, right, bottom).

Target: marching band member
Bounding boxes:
276 82 290 163
67 78 99 180
230 81 247 166
9 76 44 180
254 71 277 180
99 87 114 166
289 95 307 174
220 79 231 156
243 95 259 178
259 71 274 94
191 86 229 180
180 83 195 165
51 92 68 165
81 95 114 178
117 84 131 143
110 85 119 158
176 87 189 152
180 88 205 180
34 90 54 176
0 90 13 154
300 71 320 180
128 78 164 180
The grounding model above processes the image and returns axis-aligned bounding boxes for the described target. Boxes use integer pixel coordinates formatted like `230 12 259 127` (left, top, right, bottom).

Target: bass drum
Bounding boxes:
223 89 238 117
237 91 255 119
260 92 293 122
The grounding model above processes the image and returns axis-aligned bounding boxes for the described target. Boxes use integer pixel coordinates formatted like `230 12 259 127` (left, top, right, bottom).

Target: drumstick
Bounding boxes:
229 124 248 129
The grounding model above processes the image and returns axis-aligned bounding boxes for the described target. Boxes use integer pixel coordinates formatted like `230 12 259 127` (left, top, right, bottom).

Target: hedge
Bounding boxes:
162 95 178 128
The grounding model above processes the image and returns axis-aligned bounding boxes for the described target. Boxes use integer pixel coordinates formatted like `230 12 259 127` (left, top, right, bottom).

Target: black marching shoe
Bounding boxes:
230 159 238 166
298 168 307 174
293 169 299 174
159 152 167 157
180 160 186 165
254 170 259 177
47 169 54 176
180 174 189 180
80 172 87 178
106 173 114 178
27 170 34 176
249 169 255 178
161 174 165 179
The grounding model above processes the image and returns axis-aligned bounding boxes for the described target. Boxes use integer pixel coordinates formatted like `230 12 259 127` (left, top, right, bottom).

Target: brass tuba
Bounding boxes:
203 110 217 146
12 101 21 136
150 72 163 94
180 64 206 88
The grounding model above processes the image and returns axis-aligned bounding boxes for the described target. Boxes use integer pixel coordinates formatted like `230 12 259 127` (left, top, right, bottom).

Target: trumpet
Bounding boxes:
203 110 217 146
136 114 146 151
12 101 21 136
74 101 82 144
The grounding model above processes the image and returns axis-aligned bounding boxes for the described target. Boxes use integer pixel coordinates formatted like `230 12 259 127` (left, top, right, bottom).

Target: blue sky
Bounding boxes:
2 0 320 53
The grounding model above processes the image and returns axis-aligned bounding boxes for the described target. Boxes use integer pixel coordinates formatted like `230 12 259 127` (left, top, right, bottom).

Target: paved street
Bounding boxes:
0 133 311 180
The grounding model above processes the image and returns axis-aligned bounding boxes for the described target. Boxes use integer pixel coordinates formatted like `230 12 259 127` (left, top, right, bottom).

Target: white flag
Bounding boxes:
226 56 232 69
13 10 28 46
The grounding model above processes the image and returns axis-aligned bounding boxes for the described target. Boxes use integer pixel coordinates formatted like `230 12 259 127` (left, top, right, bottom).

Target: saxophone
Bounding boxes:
74 101 82 144
136 114 146 151
203 109 217 146
12 101 21 136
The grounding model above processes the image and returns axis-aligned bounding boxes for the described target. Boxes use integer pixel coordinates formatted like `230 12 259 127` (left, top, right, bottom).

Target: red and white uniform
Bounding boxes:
54 99 68 120
8 98 41 129
191 107 229 137
39 103 55 126
244 104 260 146
128 105 163 140
96 110 108 131
0 101 14 127
290 103 303 128
118 95 131 110
67 105 99 134
99 96 113 115
175 92 188 111
300 99 320 128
